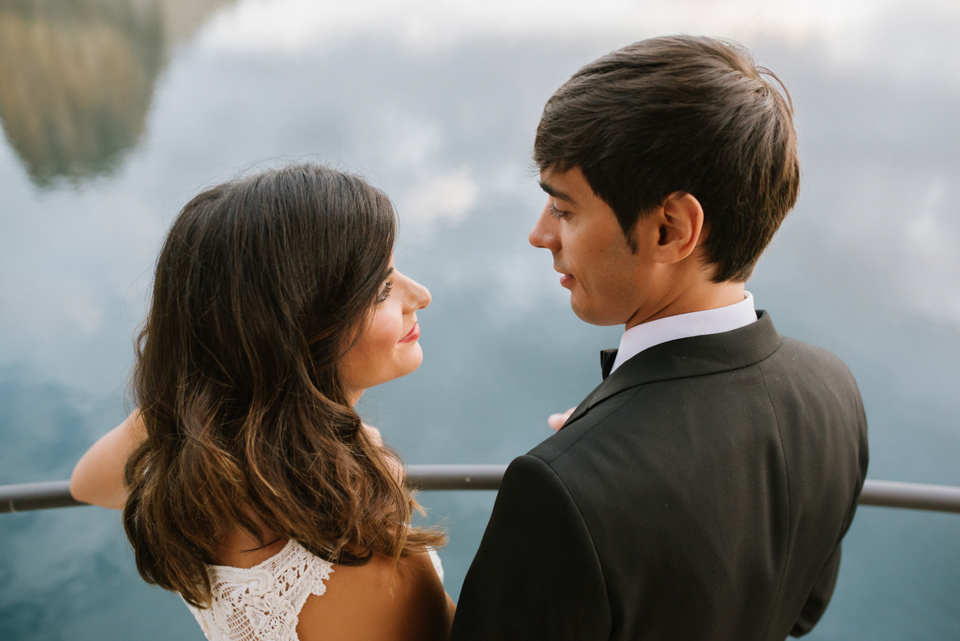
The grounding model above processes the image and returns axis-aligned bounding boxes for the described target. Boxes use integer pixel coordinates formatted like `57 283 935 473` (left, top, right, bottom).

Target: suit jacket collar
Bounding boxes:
565 310 782 427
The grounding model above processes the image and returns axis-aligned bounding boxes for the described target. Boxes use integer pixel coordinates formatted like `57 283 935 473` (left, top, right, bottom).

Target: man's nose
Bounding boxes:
529 206 559 252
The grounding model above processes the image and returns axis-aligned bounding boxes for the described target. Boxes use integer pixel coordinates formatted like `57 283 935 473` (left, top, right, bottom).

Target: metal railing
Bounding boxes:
3 466 960 514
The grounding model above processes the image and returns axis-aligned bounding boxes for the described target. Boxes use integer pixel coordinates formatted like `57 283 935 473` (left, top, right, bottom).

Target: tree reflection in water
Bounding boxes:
0 0 230 187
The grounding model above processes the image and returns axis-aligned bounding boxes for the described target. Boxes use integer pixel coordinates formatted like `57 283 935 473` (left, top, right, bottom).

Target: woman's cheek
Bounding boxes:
374 303 406 373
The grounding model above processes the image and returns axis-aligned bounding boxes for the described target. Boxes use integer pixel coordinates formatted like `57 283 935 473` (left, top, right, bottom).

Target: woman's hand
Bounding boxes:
547 407 577 431
70 410 146 509
362 423 384 446
363 422 407 485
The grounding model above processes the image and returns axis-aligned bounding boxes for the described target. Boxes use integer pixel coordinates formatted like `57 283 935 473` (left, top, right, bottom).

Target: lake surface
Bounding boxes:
1 0 959 639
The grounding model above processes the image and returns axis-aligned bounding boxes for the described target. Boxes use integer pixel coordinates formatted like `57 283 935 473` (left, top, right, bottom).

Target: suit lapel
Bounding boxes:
564 381 604 425
562 310 782 429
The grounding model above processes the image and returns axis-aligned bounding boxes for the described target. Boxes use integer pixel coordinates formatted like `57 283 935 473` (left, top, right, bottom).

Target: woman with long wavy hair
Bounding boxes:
70 164 454 641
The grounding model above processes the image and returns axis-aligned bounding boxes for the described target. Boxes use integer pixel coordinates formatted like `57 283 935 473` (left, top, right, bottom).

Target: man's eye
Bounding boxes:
376 281 393 303
549 203 568 219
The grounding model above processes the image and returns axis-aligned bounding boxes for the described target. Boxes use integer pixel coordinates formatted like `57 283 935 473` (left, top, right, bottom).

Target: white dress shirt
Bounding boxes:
609 292 758 374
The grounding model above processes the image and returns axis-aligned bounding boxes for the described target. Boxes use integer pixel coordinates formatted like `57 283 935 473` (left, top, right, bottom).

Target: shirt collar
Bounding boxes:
610 291 758 374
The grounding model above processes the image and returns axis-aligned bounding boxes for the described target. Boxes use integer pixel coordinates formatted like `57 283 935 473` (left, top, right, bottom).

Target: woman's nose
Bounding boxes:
403 275 431 311
416 282 431 310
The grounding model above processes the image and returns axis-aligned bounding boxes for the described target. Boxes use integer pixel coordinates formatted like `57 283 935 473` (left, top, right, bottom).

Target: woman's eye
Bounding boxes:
376 281 393 303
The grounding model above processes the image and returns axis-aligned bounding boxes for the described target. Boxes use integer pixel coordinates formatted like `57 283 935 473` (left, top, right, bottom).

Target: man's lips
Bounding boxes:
399 321 420 343
555 268 575 288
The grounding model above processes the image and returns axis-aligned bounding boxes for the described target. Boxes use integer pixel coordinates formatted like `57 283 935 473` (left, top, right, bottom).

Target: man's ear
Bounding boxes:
639 192 704 265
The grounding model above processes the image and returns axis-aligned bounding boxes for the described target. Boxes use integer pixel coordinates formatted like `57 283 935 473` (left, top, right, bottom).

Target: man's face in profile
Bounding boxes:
530 166 653 326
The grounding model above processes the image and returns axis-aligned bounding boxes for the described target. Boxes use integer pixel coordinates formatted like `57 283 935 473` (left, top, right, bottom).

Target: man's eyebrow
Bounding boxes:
538 180 576 205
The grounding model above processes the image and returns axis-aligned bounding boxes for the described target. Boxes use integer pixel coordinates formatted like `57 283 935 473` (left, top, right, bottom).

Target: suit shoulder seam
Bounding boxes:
757 361 793 638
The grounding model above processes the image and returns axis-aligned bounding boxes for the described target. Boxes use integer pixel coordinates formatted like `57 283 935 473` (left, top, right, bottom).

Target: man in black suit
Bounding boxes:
451 36 869 640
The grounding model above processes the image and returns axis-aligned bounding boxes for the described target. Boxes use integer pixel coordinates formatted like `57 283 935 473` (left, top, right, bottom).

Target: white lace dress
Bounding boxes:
186 539 444 641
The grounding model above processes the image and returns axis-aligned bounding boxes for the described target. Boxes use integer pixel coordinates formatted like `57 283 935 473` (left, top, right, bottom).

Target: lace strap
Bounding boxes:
428 548 444 584
188 540 334 641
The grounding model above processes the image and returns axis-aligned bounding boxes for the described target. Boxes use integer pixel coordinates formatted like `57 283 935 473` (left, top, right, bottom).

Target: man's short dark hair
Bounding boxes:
534 35 799 282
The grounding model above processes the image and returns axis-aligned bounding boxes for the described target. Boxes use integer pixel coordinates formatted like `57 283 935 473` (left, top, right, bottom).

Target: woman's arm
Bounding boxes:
70 410 146 509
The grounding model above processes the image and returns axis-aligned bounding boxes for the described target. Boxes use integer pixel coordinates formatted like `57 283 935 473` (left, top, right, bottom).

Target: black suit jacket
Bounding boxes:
451 312 869 640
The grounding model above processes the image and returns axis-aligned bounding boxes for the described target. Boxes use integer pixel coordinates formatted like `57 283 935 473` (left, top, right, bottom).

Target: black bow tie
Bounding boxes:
600 349 618 380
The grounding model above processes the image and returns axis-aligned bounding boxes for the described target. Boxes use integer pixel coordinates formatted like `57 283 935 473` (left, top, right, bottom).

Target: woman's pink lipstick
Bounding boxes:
399 322 420 343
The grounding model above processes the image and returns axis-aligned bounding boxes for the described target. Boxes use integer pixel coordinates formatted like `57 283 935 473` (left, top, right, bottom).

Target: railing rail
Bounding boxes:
2 467 960 514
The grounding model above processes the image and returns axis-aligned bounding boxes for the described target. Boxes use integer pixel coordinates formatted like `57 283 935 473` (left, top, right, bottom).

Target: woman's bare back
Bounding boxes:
198 530 453 641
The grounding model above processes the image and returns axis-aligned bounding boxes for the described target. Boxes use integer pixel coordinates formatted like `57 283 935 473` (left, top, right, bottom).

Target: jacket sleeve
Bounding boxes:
791 395 869 638
450 454 610 641
789 543 841 637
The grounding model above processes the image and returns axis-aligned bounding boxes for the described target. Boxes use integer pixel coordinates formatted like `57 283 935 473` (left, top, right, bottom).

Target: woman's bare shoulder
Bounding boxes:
296 552 453 641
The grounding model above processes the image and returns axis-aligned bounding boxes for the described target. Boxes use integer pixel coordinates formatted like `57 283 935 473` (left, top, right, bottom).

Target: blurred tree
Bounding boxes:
0 0 231 187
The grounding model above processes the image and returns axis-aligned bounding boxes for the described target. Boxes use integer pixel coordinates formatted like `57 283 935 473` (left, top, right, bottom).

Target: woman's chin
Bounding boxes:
368 346 425 389
402 344 424 375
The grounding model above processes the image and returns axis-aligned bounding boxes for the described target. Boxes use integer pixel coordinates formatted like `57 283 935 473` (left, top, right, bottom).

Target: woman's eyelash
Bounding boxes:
376 281 393 303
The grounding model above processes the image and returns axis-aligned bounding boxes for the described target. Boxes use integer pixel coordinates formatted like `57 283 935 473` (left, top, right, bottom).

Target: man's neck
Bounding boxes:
625 280 745 330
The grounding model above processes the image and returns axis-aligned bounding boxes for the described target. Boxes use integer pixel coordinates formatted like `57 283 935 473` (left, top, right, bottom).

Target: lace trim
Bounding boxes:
187 539 333 641
428 548 444 584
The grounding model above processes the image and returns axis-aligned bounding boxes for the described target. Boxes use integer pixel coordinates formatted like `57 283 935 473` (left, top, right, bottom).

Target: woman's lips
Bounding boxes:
399 322 420 343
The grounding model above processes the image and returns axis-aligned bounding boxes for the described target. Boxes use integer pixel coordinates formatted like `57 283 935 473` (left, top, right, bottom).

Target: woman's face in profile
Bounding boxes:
340 259 431 402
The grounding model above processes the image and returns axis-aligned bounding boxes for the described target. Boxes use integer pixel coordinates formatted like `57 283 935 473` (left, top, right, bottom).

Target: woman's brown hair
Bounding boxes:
122 163 445 608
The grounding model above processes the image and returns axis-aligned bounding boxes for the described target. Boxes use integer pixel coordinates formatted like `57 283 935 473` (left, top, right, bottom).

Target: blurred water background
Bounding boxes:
1 0 959 638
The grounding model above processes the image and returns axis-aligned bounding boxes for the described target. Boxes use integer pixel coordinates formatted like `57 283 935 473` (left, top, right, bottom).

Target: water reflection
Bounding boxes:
0 0 230 186
0 0 958 639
